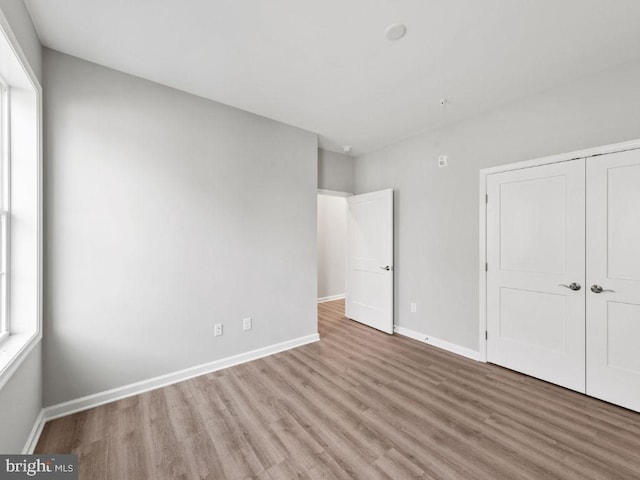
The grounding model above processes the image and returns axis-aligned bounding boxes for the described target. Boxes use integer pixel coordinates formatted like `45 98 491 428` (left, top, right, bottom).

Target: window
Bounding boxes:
0 15 42 387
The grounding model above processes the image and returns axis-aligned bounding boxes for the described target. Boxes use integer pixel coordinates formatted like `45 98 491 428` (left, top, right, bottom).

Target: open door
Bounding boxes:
345 189 393 334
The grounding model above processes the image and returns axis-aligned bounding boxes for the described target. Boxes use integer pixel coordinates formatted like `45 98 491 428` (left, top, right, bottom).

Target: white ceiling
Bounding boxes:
24 0 640 155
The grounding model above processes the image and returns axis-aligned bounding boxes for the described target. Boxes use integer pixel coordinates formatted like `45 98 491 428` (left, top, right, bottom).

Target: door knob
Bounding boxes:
591 285 615 294
558 283 581 291
380 266 393 271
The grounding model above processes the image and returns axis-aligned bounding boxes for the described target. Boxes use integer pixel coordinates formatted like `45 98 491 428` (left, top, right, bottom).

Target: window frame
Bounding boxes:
0 8 43 392
0 78 8 343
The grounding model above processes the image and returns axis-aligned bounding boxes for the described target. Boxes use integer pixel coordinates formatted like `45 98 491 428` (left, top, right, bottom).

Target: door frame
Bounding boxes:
478 138 640 363
318 188 353 198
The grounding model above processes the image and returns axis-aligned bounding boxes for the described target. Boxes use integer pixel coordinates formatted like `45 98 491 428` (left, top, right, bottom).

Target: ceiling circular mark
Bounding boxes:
385 23 407 41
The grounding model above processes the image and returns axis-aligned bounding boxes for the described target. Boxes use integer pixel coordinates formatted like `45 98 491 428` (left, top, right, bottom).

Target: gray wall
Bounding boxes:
355 59 640 352
0 0 42 453
317 194 346 299
318 149 354 193
43 49 318 406
0 345 41 452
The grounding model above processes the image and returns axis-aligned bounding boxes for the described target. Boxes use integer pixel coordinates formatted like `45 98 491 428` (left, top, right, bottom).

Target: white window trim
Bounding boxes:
0 8 42 391
0 79 10 342
0 209 8 343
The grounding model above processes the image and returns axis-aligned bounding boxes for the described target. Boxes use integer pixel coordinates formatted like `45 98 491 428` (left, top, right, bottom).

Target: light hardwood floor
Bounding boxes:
36 300 640 479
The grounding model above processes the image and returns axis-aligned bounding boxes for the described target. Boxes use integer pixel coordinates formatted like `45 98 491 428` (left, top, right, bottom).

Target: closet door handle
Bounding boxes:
558 283 581 291
591 285 614 294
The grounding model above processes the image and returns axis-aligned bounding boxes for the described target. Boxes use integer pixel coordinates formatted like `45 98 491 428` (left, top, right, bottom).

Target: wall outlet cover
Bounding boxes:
438 155 448 168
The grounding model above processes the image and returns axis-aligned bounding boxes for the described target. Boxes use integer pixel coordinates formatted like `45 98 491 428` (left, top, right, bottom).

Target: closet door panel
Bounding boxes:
587 150 640 412
487 159 586 392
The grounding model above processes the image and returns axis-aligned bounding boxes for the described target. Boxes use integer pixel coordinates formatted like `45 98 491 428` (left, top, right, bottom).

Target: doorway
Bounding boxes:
317 188 395 335
317 191 349 304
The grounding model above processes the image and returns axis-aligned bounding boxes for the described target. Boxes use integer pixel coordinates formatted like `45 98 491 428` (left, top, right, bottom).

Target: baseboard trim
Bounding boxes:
317 294 345 303
22 409 45 454
394 325 480 361
41 333 320 423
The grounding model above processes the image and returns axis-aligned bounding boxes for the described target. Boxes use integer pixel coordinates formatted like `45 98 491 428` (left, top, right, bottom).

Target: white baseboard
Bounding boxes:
39 333 320 425
22 409 45 454
394 325 480 361
317 294 345 303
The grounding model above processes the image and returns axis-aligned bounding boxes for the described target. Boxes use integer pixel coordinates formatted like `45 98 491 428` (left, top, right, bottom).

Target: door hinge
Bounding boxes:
485 331 488 340
485 262 488 272
485 194 488 204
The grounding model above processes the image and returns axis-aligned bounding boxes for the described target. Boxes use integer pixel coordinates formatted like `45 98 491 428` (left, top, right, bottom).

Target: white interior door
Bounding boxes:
586 149 640 411
346 189 393 334
486 160 586 392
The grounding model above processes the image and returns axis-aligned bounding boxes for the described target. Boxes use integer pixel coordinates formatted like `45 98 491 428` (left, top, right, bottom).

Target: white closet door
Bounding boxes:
587 149 640 411
486 159 586 392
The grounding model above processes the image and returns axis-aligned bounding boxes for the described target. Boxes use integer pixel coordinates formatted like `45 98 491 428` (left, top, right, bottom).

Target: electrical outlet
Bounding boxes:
214 323 223 337
243 317 252 331
438 155 448 168
410 302 417 313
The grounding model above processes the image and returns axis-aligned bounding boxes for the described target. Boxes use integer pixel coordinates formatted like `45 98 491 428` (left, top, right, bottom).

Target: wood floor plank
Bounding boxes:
35 299 640 479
